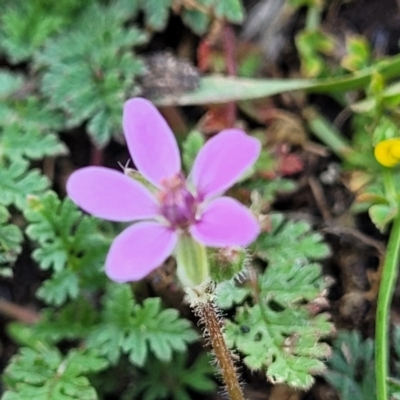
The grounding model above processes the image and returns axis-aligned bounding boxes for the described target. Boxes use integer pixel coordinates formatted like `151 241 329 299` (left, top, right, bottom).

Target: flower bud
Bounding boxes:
209 246 248 283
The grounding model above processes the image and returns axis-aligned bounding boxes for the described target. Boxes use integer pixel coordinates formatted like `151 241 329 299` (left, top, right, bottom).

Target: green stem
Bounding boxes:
303 107 356 160
383 168 397 205
375 208 400 400
305 5 321 31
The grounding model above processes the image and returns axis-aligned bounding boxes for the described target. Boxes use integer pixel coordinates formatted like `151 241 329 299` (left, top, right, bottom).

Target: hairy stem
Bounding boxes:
190 290 244 400
375 209 400 400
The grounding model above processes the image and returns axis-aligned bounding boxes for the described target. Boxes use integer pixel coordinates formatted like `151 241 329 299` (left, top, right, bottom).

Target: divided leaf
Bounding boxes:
0 70 24 98
226 304 331 389
214 0 244 23
0 82 66 162
256 213 331 265
3 346 107 400
124 352 216 400
1 124 67 161
0 205 23 269
38 3 147 147
225 291 332 389
325 330 375 400
0 0 88 63
181 0 245 35
0 160 49 209
36 269 80 306
9 298 97 347
24 192 109 305
140 0 173 31
87 283 198 366
223 215 333 389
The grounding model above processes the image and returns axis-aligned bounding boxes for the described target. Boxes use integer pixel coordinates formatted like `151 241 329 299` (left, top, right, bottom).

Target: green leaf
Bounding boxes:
342 35 371 72
369 203 397 232
0 70 24 98
0 0 89 63
1 124 67 161
214 0 244 23
37 269 80 306
8 298 97 347
153 53 400 105
24 192 109 305
3 346 108 400
215 280 249 309
87 283 198 366
0 205 23 268
124 352 216 400
225 302 332 389
0 160 49 209
181 9 210 36
1 96 65 132
295 30 335 77
38 3 147 147
247 178 297 204
223 214 333 389
0 94 66 162
140 0 173 31
325 330 375 400
255 213 331 265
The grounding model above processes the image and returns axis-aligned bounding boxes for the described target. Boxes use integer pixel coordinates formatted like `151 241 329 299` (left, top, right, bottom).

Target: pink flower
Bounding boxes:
67 98 260 283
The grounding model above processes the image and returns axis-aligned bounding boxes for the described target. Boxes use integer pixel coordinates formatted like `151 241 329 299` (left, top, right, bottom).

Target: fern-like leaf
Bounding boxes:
140 0 173 31
3 346 108 400
123 352 216 400
24 191 109 305
0 160 49 209
87 283 198 366
0 0 88 63
0 205 23 269
325 330 375 400
2 124 67 161
37 3 147 147
223 215 333 389
256 213 331 264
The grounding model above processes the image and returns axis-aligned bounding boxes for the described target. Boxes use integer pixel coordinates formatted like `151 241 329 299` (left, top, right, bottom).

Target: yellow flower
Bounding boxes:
374 138 400 167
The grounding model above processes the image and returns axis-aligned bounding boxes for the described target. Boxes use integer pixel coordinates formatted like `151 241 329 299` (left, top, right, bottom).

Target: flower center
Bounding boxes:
158 174 197 229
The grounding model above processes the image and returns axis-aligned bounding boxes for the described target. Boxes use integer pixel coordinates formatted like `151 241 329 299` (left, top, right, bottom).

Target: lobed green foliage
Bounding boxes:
216 214 333 389
122 352 216 400
325 327 400 400
86 283 198 366
325 330 375 400
37 3 147 147
0 206 22 271
24 192 109 305
3 346 108 400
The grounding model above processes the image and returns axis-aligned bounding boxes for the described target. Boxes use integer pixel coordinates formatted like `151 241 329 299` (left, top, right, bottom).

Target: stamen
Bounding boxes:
158 174 198 229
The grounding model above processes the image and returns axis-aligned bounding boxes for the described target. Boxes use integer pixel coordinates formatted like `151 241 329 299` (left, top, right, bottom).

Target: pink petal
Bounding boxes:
190 197 259 247
66 166 159 222
191 129 260 199
105 222 177 282
123 98 181 187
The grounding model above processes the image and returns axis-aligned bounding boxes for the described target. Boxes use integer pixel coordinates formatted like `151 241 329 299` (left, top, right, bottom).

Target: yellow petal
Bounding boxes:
374 138 400 167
